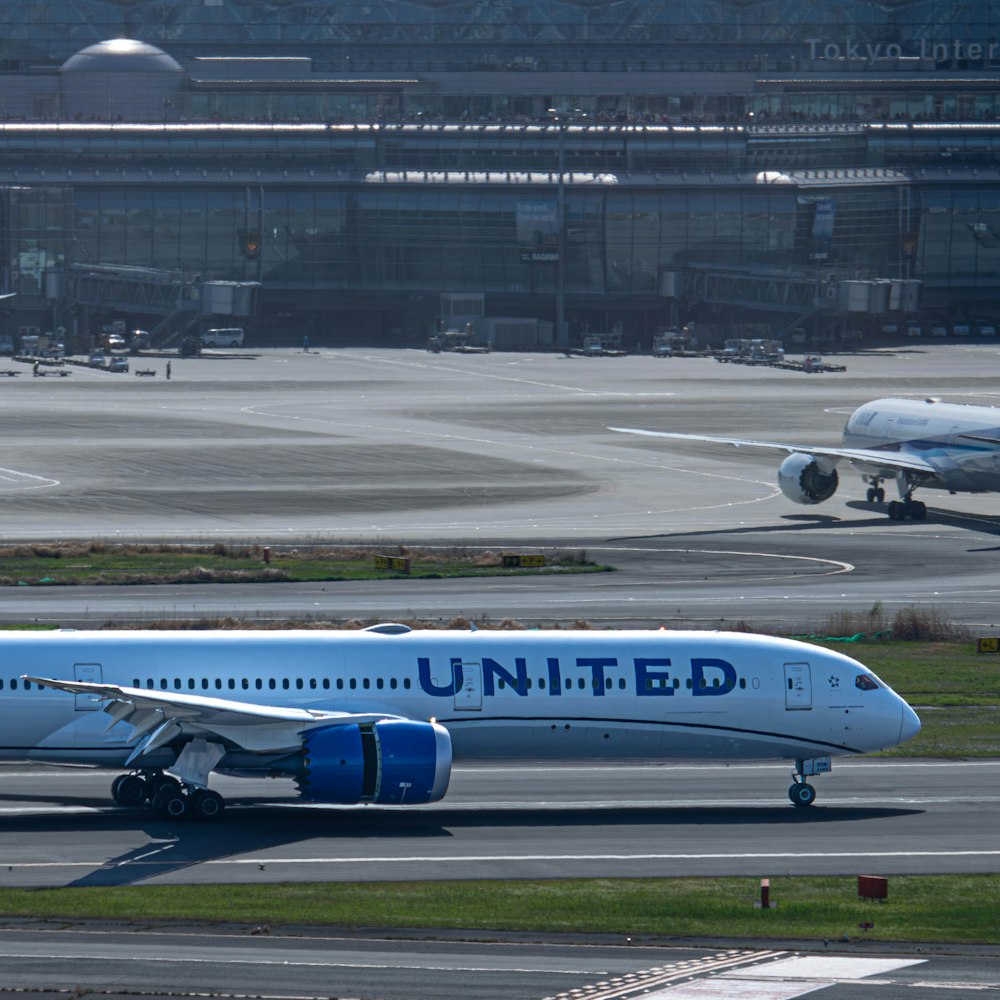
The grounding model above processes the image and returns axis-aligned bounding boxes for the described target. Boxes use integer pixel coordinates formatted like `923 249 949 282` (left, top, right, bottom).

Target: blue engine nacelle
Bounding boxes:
296 719 452 805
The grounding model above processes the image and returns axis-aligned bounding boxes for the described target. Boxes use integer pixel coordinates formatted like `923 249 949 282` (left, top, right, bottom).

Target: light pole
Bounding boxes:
555 121 566 349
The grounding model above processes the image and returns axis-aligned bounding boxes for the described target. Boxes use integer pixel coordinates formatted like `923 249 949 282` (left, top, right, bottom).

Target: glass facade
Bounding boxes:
7 1 1000 69
0 2 995 342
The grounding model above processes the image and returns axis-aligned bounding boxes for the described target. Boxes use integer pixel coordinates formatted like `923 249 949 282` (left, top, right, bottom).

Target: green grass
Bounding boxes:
0 542 607 586
0 877 995 944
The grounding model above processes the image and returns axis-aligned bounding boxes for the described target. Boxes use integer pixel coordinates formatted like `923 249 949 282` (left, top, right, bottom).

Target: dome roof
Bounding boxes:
60 38 182 74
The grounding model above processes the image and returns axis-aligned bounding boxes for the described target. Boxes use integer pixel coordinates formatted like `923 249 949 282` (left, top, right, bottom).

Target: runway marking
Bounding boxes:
729 957 928 980
4 850 1000 870
359 353 680 398
236 399 787 527
553 954 927 1000
0 467 59 491
0 942 598 975
545 950 789 1000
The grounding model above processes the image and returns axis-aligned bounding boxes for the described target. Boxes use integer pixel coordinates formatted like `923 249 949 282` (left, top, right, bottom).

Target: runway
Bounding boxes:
3 343 1000 631
1 928 994 1000
0 345 998 995
0 759 997 887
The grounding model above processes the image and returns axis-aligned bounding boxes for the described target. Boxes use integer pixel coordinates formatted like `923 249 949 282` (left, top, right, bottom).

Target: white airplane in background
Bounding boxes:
1 625 919 817
611 396 1000 521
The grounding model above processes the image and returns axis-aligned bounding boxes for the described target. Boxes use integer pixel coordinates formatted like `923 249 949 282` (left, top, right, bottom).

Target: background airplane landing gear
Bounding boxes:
887 499 927 521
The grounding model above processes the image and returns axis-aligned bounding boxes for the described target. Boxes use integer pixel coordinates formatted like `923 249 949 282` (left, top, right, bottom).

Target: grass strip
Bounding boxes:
0 543 606 586
0 877 995 945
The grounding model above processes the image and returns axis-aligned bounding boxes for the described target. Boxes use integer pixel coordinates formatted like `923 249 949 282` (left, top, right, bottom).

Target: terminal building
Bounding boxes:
0 1 999 348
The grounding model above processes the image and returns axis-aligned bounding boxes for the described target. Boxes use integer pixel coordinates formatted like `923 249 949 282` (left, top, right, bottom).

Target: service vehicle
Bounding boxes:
201 327 245 347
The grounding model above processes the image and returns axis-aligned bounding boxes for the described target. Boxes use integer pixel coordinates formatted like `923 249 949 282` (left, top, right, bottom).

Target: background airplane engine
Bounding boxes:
296 719 452 805
777 453 839 504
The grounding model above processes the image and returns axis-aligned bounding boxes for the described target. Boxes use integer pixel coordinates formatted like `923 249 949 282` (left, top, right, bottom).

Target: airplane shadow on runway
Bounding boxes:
0 790 923 888
614 501 1000 542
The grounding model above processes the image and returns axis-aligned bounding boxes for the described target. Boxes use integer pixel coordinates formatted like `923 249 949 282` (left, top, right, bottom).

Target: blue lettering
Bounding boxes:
483 656 527 696
417 656 461 697
547 657 562 697
576 657 616 696
634 657 674 696
691 657 737 697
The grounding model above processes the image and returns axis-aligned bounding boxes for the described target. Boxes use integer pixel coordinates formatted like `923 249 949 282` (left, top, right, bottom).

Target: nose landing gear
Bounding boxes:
788 756 831 807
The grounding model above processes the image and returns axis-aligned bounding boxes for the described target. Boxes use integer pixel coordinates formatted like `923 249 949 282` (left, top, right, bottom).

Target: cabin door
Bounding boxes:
73 662 103 711
783 662 812 709
454 662 482 710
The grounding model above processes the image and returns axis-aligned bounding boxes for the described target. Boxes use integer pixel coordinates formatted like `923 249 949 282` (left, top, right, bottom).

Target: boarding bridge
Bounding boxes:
677 264 920 334
682 264 832 315
57 263 201 315
50 265 259 346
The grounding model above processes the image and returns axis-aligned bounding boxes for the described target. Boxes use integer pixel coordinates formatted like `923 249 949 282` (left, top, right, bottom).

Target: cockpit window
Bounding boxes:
855 674 879 691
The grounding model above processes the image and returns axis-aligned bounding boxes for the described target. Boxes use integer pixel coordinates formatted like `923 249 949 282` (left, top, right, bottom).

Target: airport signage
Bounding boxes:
806 38 1000 63
502 553 546 568
374 554 411 574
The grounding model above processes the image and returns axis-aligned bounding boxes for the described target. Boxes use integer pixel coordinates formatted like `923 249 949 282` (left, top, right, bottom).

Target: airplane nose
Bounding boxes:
899 702 921 745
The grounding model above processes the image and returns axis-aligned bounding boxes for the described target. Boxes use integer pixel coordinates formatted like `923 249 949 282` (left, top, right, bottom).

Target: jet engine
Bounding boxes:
777 452 839 505
296 719 452 805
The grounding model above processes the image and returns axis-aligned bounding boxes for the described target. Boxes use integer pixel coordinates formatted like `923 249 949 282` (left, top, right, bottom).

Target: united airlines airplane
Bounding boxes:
2 625 920 818
611 396 1000 521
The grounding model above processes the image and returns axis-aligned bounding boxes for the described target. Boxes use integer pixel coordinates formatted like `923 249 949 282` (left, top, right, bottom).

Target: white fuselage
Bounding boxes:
0 628 917 772
843 396 1000 493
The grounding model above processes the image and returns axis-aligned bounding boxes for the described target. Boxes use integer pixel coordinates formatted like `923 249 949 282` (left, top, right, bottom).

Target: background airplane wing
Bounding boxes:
26 676 405 755
607 427 939 476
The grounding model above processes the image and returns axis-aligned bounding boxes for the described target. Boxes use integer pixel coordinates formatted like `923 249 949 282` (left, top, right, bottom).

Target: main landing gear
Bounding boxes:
111 770 225 821
886 498 926 521
788 756 831 808
866 478 927 521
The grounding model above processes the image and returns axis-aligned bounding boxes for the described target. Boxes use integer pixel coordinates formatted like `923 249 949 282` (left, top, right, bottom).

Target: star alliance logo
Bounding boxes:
828 675 840 688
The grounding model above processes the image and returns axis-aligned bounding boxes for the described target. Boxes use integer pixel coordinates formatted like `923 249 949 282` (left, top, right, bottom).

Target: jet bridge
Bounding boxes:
683 263 831 315
59 263 201 315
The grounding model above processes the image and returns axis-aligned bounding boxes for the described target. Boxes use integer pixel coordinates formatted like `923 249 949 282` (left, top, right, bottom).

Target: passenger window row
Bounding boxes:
0 674 748 694
130 676 414 692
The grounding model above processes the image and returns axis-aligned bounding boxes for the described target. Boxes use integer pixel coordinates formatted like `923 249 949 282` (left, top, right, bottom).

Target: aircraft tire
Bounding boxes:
190 789 225 821
911 501 927 520
146 773 181 799
152 786 190 820
112 773 147 807
866 488 876 502
875 487 885 503
789 782 817 807
887 501 902 520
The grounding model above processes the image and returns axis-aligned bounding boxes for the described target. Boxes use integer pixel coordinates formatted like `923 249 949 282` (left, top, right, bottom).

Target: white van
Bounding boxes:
202 327 245 347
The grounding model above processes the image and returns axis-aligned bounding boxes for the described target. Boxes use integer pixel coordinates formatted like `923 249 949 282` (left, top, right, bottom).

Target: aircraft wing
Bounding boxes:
25 676 405 756
607 427 939 476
